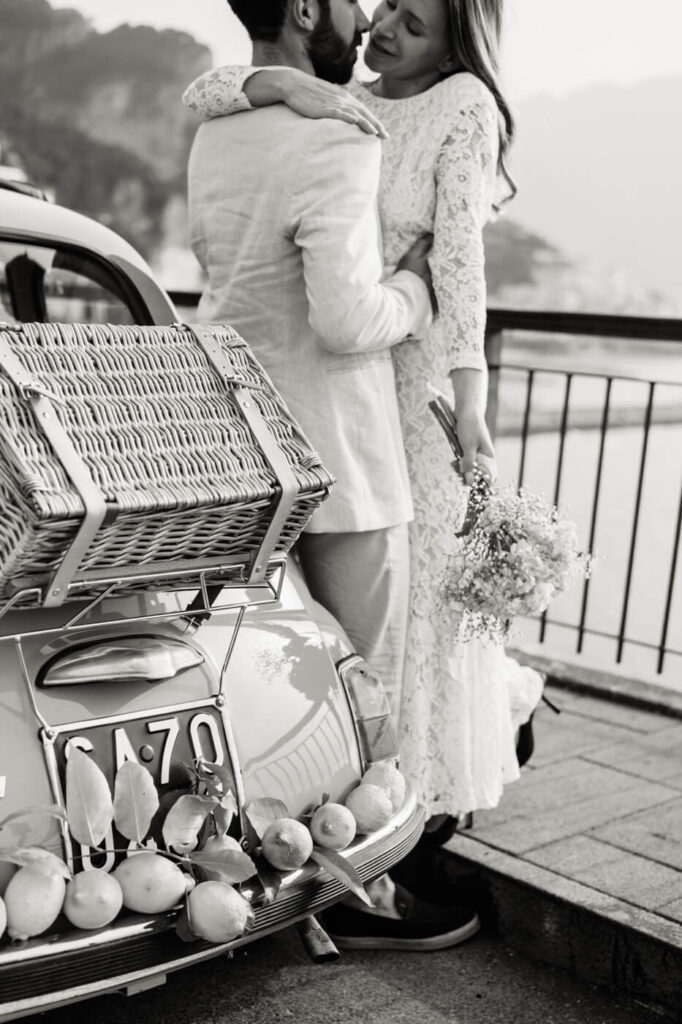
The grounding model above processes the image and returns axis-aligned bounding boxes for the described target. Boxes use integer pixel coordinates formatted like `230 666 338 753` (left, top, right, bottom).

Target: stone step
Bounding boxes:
398 838 682 1022
392 683 682 1022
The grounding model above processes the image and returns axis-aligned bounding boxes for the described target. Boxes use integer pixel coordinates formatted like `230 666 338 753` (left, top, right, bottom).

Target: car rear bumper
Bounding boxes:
0 791 424 1022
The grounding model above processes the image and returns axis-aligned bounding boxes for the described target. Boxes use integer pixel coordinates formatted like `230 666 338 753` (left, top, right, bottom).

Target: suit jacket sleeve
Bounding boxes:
290 122 431 354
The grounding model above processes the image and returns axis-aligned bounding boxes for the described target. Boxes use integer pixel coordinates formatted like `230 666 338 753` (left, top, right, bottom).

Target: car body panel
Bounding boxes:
0 191 177 325
0 567 362 881
0 190 423 1020
0 191 153 280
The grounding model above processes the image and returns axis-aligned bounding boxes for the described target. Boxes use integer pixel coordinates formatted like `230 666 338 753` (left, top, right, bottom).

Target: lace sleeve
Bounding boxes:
182 66 257 119
429 97 499 372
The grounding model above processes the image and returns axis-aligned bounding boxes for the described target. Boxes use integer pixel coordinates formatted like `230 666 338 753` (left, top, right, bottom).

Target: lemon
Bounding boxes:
362 762 407 813
202 834 242 854
344 784 393 834
4 867 66 941
260 818 313 871
0 896 6 940
63 869 123 930
310 803 356 851
113 852 194 914
196 834 245 882
187 881 251 943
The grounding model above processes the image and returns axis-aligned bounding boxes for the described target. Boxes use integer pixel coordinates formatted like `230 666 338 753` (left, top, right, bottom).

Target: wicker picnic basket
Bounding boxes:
0 321 333 606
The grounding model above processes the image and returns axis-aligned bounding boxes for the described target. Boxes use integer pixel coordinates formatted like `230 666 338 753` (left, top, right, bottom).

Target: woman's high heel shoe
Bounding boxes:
515 712 535 767
418 811 473 847
515 691 561 768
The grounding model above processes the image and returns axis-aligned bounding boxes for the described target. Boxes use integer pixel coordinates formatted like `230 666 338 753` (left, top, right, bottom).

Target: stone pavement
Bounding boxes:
400 684 682 1021
41 927 666 1024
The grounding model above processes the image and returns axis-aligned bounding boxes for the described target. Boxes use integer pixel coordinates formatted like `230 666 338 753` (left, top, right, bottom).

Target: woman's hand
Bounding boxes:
267 68 388 138
396 233 436 312
455 408 497 485
450 368 497 485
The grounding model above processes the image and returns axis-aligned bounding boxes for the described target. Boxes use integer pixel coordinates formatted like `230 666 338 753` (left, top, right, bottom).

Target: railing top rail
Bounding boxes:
168 290 682 344
168 290 202 308
486 308 682 342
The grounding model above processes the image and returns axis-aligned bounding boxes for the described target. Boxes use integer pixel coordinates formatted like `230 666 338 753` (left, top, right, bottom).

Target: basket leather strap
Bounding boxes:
186 324 299 584
0 329 107 607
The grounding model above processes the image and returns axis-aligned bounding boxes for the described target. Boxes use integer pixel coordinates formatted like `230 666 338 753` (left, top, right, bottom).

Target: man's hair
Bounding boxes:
228 0 329 43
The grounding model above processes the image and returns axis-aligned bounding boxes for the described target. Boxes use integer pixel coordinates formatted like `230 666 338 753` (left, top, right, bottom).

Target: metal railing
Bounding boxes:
485 309 682 683
170 292 682 686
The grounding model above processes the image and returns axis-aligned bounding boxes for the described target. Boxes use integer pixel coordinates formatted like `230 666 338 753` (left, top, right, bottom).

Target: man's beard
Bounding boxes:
307 8 361 85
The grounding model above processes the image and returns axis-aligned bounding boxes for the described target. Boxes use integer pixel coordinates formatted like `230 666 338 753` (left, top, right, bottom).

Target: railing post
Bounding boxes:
484 326 503 441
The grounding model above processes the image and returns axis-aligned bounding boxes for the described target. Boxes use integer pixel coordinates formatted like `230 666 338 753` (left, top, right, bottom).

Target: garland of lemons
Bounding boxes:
0 749 407 946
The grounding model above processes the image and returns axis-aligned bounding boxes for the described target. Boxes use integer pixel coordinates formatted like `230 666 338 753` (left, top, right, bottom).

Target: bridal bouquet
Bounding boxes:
429 391 591 641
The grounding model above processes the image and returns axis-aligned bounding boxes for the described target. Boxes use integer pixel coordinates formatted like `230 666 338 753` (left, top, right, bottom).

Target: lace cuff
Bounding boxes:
431 98 498 371
183 66 256 119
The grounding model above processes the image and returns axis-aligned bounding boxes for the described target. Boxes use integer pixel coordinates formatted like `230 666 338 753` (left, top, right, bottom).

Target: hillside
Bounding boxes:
511 77 682 309
0 0 210 259
5 0 666 308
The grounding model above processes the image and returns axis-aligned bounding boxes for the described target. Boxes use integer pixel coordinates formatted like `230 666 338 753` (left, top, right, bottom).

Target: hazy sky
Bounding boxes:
51 0 682 101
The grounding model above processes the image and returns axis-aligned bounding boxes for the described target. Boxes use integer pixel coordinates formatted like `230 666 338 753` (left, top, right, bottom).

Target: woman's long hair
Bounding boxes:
447 0 516 204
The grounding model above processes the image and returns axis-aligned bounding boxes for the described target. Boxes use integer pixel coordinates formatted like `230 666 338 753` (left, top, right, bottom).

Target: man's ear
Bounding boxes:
291 0 320 32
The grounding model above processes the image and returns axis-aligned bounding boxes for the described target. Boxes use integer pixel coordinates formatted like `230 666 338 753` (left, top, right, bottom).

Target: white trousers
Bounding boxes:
296 524 410 712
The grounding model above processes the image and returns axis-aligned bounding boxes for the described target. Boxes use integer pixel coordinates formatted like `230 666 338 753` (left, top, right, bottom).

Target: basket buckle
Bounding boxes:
18 382 68 407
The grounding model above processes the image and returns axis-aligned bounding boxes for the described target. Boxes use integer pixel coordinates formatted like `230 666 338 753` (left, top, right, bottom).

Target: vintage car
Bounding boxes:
0 182 424 1021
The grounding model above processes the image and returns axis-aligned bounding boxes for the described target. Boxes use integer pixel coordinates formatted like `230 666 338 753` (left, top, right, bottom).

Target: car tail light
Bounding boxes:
336 655 399 766
40 637 204 686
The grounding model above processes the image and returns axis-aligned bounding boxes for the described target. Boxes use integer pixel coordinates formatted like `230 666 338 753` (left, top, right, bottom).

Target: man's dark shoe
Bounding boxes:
321 883 480 951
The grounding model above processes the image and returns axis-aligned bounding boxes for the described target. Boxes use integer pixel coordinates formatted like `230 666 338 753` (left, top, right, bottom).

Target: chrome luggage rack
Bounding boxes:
0 555 288 643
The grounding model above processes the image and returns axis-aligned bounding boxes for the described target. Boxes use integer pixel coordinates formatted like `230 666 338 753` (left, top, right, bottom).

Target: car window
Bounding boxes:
0 239 137 325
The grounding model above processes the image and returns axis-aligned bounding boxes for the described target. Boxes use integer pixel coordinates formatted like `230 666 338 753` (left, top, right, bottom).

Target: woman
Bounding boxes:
184 0 543 833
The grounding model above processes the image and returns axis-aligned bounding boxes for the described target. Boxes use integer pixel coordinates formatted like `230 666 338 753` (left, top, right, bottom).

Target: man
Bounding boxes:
187 0 478 951
188 0 432 702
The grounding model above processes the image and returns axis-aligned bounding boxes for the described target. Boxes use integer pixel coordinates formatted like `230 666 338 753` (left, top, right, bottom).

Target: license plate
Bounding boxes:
51 704 234 872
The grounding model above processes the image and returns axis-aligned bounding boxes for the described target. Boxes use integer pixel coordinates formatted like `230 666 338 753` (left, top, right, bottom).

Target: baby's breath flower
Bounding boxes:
443 471 591 641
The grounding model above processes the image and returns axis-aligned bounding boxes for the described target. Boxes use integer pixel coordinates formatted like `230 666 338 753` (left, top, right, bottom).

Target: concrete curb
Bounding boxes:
394 836 682 1022
508 647 682 720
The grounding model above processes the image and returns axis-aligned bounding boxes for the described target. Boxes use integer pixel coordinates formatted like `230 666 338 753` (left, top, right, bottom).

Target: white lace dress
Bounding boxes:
184 69 544 816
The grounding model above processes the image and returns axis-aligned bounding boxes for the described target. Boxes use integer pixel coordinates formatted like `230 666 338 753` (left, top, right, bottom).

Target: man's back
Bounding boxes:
188 105 422 532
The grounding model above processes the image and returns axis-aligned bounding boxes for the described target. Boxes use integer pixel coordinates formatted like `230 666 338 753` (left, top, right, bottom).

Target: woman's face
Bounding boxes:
365 0 453 89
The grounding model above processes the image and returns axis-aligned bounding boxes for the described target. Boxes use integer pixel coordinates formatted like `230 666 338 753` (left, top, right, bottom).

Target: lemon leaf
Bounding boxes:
244 798 288 840
310 846 372 907
65 745 114 848
255 858 283 906
113 762 160 843
0 846 71 880
175 901 200 943
162 794 217 852
196 760 235 799
187 848 257 884
213 789 238 837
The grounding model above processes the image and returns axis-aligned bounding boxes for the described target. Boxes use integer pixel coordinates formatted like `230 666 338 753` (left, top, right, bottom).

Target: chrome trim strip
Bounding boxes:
63 582 121 628
216 700 247 830
335 653 368 768
41 637 205 688
217 605 245 703
15 639 52 736
40 728 72 863
0 563 287 642
0 788 421 968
